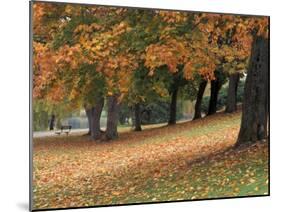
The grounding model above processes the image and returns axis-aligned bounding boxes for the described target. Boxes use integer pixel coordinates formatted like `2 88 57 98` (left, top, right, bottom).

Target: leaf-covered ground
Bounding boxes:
32 111 269 210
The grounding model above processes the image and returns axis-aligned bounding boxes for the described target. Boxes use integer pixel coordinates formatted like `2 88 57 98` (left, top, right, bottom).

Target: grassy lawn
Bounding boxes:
32 111 269 210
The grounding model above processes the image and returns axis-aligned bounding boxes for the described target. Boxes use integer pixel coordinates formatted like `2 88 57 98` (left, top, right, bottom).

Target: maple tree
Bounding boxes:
236 17 269 145
33 3 138 139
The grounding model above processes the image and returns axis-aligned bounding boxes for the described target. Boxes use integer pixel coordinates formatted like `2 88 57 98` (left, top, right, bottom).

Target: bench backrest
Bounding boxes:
61 125 72 130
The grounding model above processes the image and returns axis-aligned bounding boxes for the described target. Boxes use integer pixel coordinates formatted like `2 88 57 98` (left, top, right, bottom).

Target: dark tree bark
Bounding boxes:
131 106 136 128
207 78 222 115
85 107 93 135
225 73 240 113
134 103 142 131
90 97 104 140
49 114 55 130
193 80 207 120
168 86 179 125
236 36 269 146
105 94 121 140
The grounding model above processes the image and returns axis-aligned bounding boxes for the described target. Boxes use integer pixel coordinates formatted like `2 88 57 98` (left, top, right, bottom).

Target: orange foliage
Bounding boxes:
32 2 269 105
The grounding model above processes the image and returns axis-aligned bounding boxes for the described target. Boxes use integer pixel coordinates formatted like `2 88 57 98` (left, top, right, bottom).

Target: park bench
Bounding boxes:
55 125 72 135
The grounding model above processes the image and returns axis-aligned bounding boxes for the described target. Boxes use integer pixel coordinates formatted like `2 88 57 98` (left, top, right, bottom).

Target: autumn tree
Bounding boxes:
197 14 269 143
236 17 269 145
145 12 219 122
120 9 186 128
33 3 138 140
193 78 207 120
225 72 240 113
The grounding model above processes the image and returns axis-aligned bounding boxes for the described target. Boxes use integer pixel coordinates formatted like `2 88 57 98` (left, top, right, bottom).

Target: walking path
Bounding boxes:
33 128 89 138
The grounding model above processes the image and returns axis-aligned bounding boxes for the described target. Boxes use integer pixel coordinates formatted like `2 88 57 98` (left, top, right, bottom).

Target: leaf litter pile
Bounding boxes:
33 111 269 209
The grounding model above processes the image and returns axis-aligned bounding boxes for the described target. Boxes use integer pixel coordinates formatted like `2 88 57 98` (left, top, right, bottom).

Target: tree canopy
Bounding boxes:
32 2 269 141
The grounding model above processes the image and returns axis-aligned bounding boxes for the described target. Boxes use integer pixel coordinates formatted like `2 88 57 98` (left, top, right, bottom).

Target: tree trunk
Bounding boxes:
193 80 207 120
168 86 178 125
85 107 93 135
105 94 121 140
90 97 104 140
225 73 240 113
49 114 55 130
236 36 269 146
208 78 222 115
134 103 142 131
